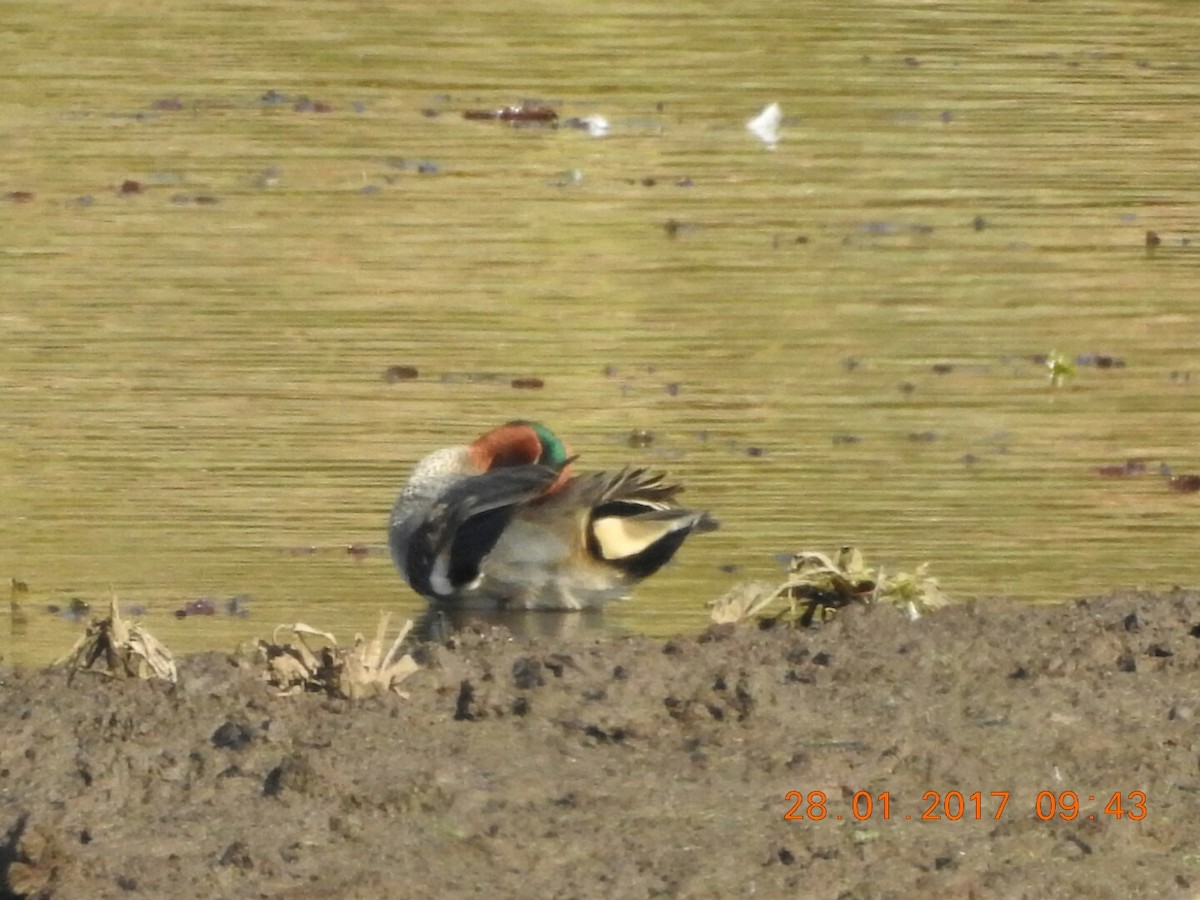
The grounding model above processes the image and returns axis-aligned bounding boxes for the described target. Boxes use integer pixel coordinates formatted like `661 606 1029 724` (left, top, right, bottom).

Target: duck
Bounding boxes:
388 421 718 610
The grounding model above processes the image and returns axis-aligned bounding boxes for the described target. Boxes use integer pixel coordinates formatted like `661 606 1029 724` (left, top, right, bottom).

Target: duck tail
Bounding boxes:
585 468 718 580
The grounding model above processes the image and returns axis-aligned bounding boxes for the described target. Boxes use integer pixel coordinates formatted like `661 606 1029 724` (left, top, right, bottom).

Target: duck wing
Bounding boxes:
405 463 565 601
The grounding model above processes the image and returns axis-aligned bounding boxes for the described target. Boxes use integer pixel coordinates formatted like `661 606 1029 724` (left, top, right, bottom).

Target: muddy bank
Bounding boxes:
2 591 1198 899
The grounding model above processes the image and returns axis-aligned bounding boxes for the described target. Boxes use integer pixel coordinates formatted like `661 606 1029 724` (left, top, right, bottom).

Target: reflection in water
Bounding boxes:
2 1 1200 665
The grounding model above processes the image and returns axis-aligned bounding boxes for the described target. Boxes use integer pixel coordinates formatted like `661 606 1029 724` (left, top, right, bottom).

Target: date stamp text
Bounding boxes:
783 790 1147 823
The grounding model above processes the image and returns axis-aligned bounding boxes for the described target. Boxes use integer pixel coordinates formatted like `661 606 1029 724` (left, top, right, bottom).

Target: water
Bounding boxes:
3 0 1199 664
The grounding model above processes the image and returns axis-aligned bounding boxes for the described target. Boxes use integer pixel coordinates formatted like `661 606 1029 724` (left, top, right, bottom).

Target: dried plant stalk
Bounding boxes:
258 613 418 700
58 594 177 683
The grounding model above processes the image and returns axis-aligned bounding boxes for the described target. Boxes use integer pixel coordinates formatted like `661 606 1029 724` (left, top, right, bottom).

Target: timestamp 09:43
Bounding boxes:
784 790 1147 823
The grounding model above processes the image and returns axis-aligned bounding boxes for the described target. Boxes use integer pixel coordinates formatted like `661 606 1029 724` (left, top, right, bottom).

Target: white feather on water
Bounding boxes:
747 102 782 147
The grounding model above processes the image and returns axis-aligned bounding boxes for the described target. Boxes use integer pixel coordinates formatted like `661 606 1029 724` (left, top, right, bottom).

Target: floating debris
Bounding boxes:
46 598 91 621
1146 230 1161 248
175 598 216 618
463 103 557 123
663 218 701 238
152 97 185 111
1095 459 1148 478
119 180 143 195
292 96 333 113
747 102 782 147
1044 350 1075 387
563 115 609 137
170 194 220 205
386 158 440 174
7 191 35 203
384 365 419 382
770 232 810 247
709 546 950 627
346 543 370 559
1168 474 1200 493
58 594 177 684
511 377 544 389
257 613 419 700
1076 354 1125 369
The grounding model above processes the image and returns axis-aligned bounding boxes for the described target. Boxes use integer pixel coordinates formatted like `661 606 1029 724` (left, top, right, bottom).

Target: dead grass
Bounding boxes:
57 594 177 684
257 612 419 700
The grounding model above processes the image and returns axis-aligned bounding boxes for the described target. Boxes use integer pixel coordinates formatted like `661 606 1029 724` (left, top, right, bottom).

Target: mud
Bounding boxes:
2 591 1198 899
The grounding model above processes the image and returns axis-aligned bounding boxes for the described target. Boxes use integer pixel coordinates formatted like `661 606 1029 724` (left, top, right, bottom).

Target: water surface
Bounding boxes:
3 1 1199 664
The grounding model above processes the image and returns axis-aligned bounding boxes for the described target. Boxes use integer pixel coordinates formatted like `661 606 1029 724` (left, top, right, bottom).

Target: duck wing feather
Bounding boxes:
405 463 565 601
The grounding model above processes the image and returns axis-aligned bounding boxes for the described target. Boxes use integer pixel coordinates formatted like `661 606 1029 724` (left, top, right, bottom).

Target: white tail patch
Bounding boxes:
592 514 683 561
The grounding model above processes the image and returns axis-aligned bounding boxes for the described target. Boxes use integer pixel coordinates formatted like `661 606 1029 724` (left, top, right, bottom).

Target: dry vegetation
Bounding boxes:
57 594 177 684
710 546 951 627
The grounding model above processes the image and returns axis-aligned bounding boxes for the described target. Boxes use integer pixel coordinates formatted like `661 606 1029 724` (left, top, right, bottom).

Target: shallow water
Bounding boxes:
3 1 1199 664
